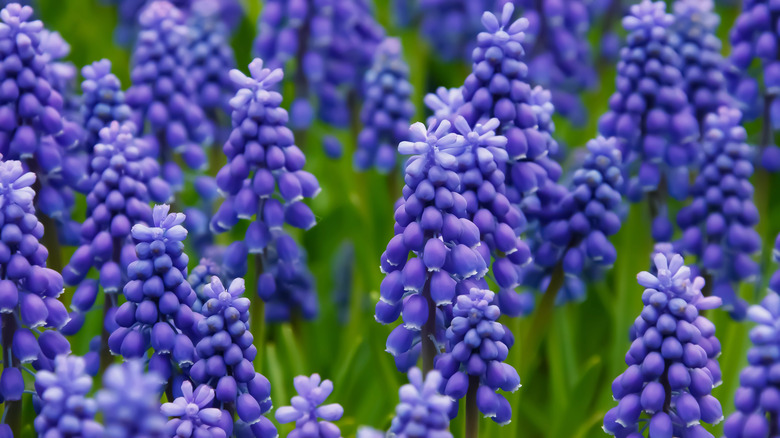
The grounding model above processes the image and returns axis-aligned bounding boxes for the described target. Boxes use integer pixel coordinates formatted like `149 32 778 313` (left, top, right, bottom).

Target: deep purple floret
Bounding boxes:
275 374 343 438
603 252 723 437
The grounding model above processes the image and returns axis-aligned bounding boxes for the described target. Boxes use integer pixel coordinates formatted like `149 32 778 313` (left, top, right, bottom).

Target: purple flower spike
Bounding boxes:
599 0 699 241
604 252 723 436
521 136 626 307
212 58 320 322
34 355 104 437
436 288 520 424
191 276 277 437
126 0 213 186
388 367 453 437
254 0 384 128
377 119 490 371
355 37 415 173
670 0 731 127
81 59 132 152
162 380 228 438
97 360 167 436
677 107 758 319
275 374 343 437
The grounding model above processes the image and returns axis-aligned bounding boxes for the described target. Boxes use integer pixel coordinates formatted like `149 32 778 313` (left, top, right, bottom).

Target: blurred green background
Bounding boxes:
28 0 780 437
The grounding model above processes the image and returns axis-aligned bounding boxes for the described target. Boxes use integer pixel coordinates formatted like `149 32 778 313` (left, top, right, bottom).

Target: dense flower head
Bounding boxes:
723 293 780 437
377 120 489 371
0 160 70 376
275 374 344 438
110 204 197 380
513 0 596 124
355 37 415 173
81 59 132 152
187 0 236 113
521 136 625 306
598 0 700 208
62 122 171 336
188 255 224 313
126 0 213 185
435 289 519 424
162 380 229 438
388 367 453 438
254 0 385 128
212 58 320 322
97 360 167 437
459 4 563 232
603 253 724 437
677 107 759 319
34 355 103 437
670 0 731 127
190 277 277 438
451 116 532 316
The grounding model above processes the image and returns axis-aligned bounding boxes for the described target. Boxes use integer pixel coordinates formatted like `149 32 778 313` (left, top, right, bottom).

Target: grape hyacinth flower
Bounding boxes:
80 60 132 153
187 0 236 116
387 368 453 437
376 119 488 372
451 116 532 317
723 292 780 437
211 59 320 322
677 107 759 319
96 360 167 437
162 380 229 438
598 0 700 242
110 204 197 383
190 277 277 437
188 255 224 313
62 122 170 364
521 136 625 307
254 0 385 129
0 160 71 434
425 86 465 128
670 0 731 128
34 355 103 437
275 374 344 437
126 1 213 187
39 29 78 119
459 4 563 235
435 289 520 427
603 253 724 437
355 37 415 173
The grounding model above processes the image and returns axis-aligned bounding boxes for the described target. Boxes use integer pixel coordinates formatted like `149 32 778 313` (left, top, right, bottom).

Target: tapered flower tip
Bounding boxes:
81 58 112 81
139 0 184 28
229 58 284 92
0 3 38 30
424 87 465 124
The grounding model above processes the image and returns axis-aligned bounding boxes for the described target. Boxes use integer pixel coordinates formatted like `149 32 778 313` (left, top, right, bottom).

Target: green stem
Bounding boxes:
2 314 20 436
465 375 480 438
251 254 266 367
521 260 565 376
421 274 436 374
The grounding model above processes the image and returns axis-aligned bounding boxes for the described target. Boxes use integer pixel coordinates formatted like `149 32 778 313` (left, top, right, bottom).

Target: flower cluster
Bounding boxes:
254 0 385 128
190 277 277 437
162 380 229 438
451 116 532 316
275 374 344 437
80 60 132 152
388 368 453 437
63 122 170 337
377 120 488 372
110 204 197 380
187 0 236 114
34 355 103 437
670 0 731 127
598 0 699 241
435 289 519 424
677 107 759 319
459 4 563 232
514 0 596 125
521 136 625 306
211 59 320 322
724 292 780 436
126 0 213 187
96 360 167 437
0 160 70 380
603 253 724 437
355 37 415 173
